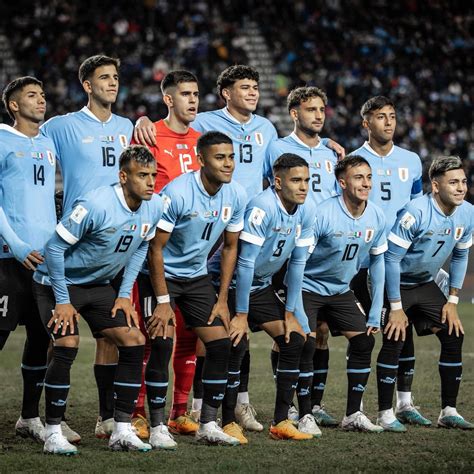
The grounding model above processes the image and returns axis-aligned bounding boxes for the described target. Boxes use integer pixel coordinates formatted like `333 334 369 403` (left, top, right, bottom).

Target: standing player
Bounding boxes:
0 77 56 442
144 131 246 446
32 145 163 454
299 156 387 432
229 154 317 441
264 86 338 426
132 70 202 436
41 55 134 439
378 156 473 430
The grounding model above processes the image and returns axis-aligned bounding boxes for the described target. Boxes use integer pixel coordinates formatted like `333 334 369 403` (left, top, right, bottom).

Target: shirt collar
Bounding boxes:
80 106 113 124
430 194 458 217
222 107 253 125
0 123 40 138
114 184 135 212
362 140 394 158
289 132 321 149
338 195 368 220
193 170 222 198
272 187 298 216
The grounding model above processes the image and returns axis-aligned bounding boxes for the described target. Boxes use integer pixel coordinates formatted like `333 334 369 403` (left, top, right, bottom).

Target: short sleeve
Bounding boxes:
56 199 98 245
226 188 248 233
239 203 272 247
157 184 182 233
388 205 420 249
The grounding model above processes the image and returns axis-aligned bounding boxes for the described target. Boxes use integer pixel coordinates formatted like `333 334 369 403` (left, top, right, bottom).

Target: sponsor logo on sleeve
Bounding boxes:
400 211 415 230
70 205 88 224
248 207 265 227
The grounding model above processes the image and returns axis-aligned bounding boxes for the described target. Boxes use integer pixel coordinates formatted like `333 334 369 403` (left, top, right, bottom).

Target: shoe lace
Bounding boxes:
244 404 258 419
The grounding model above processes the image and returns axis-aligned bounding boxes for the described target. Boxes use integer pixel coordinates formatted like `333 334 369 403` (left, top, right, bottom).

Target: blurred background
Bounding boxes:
0 0 472 298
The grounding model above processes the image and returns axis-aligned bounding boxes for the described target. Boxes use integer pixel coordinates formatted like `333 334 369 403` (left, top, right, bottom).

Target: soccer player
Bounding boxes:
144 131 246 446
229 153 317 441
377 156 473 431
0 77 56 442
41 55 134 439
298 155 387 432
264 86 338 425
32 145 163 454
132 70 201 436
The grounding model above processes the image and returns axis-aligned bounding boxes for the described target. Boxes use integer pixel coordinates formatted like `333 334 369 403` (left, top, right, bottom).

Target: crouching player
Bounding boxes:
377 156 473 430
228 153 317 441
298 155 387 432
32 146 163 454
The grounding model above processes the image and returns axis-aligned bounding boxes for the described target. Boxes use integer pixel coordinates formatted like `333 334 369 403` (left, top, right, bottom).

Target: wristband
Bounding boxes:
447 295 459 305
156 294 170 304
390 301 403 311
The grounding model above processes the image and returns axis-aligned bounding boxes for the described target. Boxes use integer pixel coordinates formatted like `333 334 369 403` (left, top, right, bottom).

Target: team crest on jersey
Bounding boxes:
454 227 464 240
400 211 415 230
46 150 55 166
119 135 128 148
295 224 302 240
365 228 374 243
255 132 264 146
221 206 232 223
325 160 333 174
249 207 265 227
70 205 88 224
398 168 409 182
140 223 151 238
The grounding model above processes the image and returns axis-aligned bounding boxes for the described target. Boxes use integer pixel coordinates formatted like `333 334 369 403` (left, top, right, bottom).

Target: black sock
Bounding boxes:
297 336 316 418
200 338 231 424
436 329 463 408
376 336 404 411
20 328 49 419
114 345 145 423
94 364 117 421
346 334 374 416
273 333 305 424
222 337 247 426
311 348 329 407
238 346 250 394
193 355 205 400
45 346 78 425
397 325 415 392
146 338 173 427
270 349 279 381
0 330 10 350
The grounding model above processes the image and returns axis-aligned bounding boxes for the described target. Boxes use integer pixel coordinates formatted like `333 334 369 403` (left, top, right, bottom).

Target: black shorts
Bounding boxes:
136 272 174 326
349 268 372 316
228 285 285 332
302 290 367 336
165 274 220 329
32 281 129 340
0 258 41 332
381 280 447 336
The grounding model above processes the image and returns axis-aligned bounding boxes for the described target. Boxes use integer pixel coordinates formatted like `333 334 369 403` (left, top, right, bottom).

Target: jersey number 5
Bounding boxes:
380 182 391 201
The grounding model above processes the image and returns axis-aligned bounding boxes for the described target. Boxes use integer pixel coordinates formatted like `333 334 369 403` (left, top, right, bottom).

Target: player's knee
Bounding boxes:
204 337 232 363
301 336 316 362
436 328 464 354
55 335 80 349
316 322 329 348
52 345 78 367
231 336 247 358
349 333 375 356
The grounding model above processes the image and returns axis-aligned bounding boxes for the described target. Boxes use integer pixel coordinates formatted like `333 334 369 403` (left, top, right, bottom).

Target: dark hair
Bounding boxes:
429 155 463 180
217 65 259 98
360 95 395 119
78 55 120 83
197 131 233 154
2 76 43 120
335 155 371 180
161 70 198 94
273 153 308 176
119 145 156 170
287 86 328 112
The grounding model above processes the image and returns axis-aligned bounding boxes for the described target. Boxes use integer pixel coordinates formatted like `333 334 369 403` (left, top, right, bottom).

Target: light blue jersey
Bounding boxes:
304 196 387 296
350 141 423 235
34 184 163 303
386 195 473 299
157 171 247 279
234 187 316 315
193 108 277 198
41 107 133 213
0 125 57 263
265 133 338 204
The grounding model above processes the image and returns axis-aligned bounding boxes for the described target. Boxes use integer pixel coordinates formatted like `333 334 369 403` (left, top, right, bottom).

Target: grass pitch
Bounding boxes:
0 303 473 472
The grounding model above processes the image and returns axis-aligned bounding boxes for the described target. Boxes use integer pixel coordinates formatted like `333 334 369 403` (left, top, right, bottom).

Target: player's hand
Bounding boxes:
133 116 156 146
111 297 139 329
284 311 306 343
384 309 409 341
229 313 249 346
326 139 346 161
48 303 80 336
22 250 44 271
208 300 230 334
147 302 176 339
367 326 380 335
441 302 464 337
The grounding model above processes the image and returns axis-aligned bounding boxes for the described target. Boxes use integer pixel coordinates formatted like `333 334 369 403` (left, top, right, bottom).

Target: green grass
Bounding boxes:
1 303 473 472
